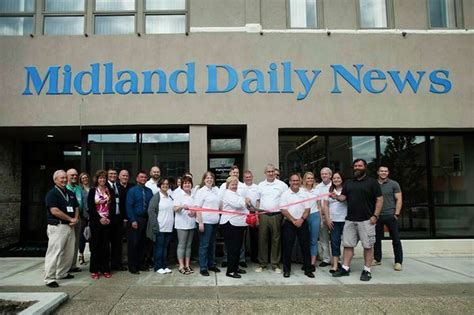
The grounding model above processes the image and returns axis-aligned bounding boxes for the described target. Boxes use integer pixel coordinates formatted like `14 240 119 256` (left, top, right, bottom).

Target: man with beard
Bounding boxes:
331 159 383 281
145 166 161 195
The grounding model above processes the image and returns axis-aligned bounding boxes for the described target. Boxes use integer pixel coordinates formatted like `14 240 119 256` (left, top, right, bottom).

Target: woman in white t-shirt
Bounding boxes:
173 176 196 275
220 176 251 278
149 178 175 274
194 171 221 276
323 172 347 273
302 171 321 271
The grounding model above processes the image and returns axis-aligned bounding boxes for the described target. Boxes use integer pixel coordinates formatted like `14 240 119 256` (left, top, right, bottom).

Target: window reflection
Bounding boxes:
88 134 137 143
359 0 388 28
45 0 84 12
289 0 318 28
0 16 33 35
431 136 474 204
146 0 185 10
0 0 34 13
328 136 376 177
95 15 135 35
210 139 241 152
146 15 185 34
44 16 84 35
95 0 135 11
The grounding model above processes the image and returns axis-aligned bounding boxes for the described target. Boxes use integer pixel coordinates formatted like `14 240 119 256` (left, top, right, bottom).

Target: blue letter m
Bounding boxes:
23 66 60 95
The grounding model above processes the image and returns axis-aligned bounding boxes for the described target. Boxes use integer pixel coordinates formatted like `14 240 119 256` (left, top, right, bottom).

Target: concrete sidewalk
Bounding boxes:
0 255 473 314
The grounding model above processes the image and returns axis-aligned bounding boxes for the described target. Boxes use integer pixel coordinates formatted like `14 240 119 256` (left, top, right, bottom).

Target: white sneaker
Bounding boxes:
255 267 264 273
156 268 166 274
394 263 402 271
164 268 172 274
274 267 282 274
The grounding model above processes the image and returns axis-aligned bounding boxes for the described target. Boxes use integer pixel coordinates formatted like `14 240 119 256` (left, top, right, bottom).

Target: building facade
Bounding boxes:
0 0 473 248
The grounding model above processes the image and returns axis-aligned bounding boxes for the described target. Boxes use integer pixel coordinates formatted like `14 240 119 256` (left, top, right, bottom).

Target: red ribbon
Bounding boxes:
187 193 330 228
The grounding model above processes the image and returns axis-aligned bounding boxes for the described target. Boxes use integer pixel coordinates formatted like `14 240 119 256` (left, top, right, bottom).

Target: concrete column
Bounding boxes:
246 123 279 183
189 125 208 179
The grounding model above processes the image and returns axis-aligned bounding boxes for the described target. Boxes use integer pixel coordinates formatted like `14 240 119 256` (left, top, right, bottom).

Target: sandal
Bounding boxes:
103 272 112 278
79 254 86 265
91 273 100 280
178 267 189 275
185 266 194 274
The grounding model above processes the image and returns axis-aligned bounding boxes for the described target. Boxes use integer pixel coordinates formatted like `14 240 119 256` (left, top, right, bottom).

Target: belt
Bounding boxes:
48 219 70 225
265 212 281 217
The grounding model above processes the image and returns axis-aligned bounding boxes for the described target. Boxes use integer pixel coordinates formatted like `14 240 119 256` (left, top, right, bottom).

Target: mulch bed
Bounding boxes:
0 299 37 314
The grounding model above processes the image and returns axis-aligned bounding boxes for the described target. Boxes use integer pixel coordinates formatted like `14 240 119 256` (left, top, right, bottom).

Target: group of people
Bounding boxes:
43 160 404 287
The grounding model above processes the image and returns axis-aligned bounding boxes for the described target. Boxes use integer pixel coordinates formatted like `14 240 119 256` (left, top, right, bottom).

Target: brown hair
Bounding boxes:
199 171 215 188
93 170 107 187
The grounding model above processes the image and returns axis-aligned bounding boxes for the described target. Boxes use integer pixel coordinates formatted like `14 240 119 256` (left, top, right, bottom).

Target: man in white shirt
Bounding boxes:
145 166 161 195
280 174 314 278
316 167 332 267
255 164 288 273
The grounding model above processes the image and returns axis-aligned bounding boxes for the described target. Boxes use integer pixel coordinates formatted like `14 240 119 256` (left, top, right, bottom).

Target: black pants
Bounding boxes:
222 222 245 274
89 221 111 273
374 215 403 264
127 217 147 272
281 220 311 273
110 218 124 269
249 226 259 263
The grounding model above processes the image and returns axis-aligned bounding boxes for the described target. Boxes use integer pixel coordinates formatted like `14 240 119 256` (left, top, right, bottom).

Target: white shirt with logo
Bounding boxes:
280 188 311 219
173 190 197 230
220 189 249 227
194 186 221 224
157 191 174 232
257 179 288 213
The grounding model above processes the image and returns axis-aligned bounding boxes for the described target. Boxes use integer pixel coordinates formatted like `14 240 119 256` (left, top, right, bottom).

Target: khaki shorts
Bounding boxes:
342 220 376 249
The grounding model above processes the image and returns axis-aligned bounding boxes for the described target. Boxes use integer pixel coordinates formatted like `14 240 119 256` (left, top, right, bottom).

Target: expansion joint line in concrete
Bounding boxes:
410 257 473 279
107 284 132 315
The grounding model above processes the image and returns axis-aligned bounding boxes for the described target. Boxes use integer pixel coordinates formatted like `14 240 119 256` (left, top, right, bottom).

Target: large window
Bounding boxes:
43 0 84 35
94 0 136 35
145 0 186 34
0 0 34 35
288 0 320 28
87 131 189 183
279 132 474 238
428 0 463 28
358 0 390 28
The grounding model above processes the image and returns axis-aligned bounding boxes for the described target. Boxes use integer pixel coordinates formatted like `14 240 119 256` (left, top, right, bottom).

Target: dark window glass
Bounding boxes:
435 206 474 237
430 135 474 205
328 136 376 177
88 134 138 182
279 134 326 181
429 0 458 28
140 133 189 179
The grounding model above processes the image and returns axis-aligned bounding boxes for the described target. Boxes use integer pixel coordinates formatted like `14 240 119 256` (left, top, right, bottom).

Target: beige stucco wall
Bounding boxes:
0 33 472 128
0 31 473 180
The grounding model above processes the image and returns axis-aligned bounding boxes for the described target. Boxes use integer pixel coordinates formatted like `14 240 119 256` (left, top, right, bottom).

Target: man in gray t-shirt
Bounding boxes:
374 166 404 271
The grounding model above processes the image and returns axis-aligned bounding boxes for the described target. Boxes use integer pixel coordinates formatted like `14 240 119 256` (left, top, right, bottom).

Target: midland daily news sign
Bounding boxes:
22 62 452 101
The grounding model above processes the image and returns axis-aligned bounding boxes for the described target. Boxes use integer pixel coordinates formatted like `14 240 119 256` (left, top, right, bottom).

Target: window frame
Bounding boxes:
286 0 324 29
0 0 35 36
42 0 86 35
93 0 138 35
356 0 394 29
427 0 464 29
144 0 189 35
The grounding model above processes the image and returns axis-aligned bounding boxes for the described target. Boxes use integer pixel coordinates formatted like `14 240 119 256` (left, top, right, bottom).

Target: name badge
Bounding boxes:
116 197 120 204
67 206 74 213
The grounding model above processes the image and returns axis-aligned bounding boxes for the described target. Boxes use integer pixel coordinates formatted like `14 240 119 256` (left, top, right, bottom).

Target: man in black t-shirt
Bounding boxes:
330 159 383 282
44 170 80 288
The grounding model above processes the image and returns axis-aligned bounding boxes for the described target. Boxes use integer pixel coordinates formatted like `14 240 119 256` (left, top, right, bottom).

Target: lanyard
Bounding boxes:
55 186 69 203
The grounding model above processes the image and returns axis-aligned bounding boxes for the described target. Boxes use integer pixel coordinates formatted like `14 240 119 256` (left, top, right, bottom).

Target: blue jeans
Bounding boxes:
308 212 321 257
154 231 172 271
374 215 403 264
330 221 345 257
199 224 217 272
